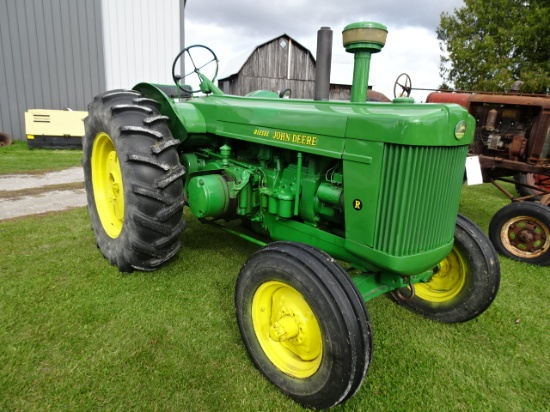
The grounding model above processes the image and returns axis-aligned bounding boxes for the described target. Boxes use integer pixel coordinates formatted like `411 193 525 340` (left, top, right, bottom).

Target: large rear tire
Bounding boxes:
235 242 372 409
392 215 500 323
489 202 550 266
83 90 186 272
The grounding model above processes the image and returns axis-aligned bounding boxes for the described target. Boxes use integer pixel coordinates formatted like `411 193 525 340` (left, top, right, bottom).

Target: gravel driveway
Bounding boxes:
0 167 87 220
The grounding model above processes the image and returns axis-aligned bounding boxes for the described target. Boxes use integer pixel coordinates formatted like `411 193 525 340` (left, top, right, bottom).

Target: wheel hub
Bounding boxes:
269 314 300 342
505 217 548 256
252 281 322 378
414 245 466 303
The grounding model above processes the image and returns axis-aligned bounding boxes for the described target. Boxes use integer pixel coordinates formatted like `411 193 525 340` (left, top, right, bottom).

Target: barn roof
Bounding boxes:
218 34 315 81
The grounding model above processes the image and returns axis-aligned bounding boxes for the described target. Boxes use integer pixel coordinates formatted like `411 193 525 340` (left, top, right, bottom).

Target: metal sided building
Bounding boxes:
0 0 186 142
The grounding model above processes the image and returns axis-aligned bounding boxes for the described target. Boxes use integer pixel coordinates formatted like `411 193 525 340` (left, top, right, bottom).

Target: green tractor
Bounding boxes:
82 22 500 409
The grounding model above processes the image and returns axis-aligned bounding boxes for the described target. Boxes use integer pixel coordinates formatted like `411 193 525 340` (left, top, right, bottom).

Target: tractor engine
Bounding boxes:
472 103 537 160
427 92 550 167
182 145 344 229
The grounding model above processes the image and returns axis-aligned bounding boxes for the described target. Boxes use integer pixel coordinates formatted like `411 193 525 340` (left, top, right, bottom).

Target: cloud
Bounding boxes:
183 0 465 101
186 0 464 38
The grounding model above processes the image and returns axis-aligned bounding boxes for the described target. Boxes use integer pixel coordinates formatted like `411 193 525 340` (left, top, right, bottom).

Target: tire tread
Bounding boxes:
83 90 185 272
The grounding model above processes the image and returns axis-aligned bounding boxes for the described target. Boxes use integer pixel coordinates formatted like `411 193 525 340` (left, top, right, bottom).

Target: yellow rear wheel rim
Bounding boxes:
252 281 322 378
91 132 124 238
415 246 466 302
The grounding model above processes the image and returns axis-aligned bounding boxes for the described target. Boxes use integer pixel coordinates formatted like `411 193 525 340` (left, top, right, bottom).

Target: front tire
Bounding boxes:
235 242 372 409
393 215 500 323
489 202 550 266
83 90 186 272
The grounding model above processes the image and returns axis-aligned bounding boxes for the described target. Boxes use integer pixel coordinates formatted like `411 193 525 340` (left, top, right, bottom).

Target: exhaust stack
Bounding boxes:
314 27 333 101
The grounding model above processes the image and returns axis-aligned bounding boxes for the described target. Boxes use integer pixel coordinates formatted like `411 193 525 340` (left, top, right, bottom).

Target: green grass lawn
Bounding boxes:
1 180 548 411
0 140 82 174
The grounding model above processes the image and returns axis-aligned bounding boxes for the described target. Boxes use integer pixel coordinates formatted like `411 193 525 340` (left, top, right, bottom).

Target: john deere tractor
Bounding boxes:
83 22 500 409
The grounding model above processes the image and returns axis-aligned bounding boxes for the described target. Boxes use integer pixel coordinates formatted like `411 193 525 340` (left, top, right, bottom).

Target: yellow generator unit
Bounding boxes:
25 109 87 149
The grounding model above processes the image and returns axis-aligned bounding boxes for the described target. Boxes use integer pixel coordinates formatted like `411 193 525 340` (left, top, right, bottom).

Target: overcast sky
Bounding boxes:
184 0 465 101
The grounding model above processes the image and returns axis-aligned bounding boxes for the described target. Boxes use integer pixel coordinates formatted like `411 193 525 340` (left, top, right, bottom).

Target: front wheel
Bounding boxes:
83 90 186 272
235 242 372 409
489 202 550 266
392 215 500 323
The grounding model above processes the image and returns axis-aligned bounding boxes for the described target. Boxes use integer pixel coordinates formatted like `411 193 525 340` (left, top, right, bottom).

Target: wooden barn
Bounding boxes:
328 64 390 102
218 35 316 99
217 35 391 102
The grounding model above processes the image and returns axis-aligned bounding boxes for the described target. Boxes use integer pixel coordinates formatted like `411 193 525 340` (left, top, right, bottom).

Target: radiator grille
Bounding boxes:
374 144 468 256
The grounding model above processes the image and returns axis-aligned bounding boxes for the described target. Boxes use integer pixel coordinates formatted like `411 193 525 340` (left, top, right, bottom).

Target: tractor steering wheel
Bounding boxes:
172 44 219 94
393 73 412 98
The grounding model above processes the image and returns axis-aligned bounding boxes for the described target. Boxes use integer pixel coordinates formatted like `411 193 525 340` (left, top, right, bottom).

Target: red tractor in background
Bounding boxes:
395 74 550 266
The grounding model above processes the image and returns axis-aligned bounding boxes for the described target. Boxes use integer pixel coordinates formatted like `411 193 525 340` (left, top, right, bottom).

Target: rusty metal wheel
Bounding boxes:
489 202 550 266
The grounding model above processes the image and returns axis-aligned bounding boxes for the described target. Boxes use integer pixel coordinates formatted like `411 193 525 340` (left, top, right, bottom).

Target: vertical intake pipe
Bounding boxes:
343 22 387 103
314 27 333 101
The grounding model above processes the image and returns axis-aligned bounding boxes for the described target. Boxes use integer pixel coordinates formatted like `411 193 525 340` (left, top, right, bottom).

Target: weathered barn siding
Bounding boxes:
329 85 352 101
217 34 390 102
219 35 316 98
